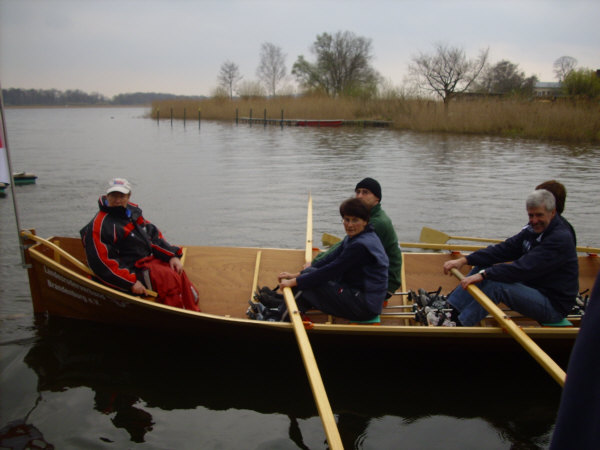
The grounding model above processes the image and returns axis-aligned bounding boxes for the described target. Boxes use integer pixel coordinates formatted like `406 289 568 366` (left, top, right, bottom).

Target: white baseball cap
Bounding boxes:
106 178 132 194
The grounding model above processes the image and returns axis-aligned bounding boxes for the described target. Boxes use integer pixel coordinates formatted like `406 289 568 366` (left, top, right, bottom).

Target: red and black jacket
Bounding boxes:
80 196 182 292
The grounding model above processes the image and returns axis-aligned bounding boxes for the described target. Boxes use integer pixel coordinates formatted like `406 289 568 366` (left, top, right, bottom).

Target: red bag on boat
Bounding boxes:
135 256 200 311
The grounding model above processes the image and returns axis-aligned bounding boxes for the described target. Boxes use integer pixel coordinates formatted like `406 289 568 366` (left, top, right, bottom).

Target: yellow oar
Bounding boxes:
250 251 262 302
21 230 158 298
284 194 342 449
325 232 491 253
400 242 487 251
420 226 500 244
450 268 566 387
322 232 341 247
305 195 314 263
325 232 489 253
421 226 600 254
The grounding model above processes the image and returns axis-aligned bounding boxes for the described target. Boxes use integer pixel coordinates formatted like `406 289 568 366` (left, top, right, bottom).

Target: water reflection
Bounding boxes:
3 107 599 448
22 318 563 448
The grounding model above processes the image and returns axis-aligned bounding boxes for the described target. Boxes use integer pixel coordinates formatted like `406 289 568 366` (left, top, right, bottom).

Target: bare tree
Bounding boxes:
553 56 578 82
256 43 287 96
217 61 243 99
292 31 379 97
409 43 489 103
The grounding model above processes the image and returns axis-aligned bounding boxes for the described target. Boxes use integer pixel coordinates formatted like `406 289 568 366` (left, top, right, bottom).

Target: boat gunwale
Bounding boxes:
25 239 302 329
24 238 581 341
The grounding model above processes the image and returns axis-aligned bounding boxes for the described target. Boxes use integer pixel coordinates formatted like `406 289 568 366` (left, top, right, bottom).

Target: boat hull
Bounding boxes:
22 234 600 354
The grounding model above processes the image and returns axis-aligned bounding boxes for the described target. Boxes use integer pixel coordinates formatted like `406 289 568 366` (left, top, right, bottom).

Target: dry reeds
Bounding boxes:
151 96 600 143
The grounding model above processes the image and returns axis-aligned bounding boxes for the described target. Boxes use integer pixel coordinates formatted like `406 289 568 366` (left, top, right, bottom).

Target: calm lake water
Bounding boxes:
1 107 599 449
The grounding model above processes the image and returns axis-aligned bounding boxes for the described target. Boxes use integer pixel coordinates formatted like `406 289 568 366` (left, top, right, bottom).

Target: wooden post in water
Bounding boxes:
249 108 253 127
170 107 173 127
235 108 238 125
264 108 267 128
183 108 186 127
198 108 201 129
156 108 159 125
280 109 284 128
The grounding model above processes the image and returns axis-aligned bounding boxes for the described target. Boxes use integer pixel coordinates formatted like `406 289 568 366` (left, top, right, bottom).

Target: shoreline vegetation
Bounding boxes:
151 96 600 143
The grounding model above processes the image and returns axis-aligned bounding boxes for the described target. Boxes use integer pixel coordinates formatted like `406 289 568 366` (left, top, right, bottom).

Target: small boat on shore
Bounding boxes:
295 119 343 127
13 172 38 185
20 230 600 355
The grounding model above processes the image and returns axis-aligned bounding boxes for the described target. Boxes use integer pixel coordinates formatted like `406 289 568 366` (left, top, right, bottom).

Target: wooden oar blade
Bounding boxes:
282 287 342 448
322 232 341 247
421 227 501 244
419 227 450 244
422 227 600 251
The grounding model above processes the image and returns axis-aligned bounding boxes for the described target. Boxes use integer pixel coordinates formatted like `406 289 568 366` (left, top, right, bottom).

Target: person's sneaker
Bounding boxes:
246 300 265 320
425 307 439 325
426 307 457 327
416 288 432 307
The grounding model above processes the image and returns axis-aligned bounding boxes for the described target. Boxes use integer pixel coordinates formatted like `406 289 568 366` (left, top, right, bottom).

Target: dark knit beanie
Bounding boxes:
355 177 382 200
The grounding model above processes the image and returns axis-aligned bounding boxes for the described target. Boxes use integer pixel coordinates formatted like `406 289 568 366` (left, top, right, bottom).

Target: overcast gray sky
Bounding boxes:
1 0 598 98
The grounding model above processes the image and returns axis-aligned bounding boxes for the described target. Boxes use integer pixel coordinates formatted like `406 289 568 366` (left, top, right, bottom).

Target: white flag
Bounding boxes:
0 134 10 185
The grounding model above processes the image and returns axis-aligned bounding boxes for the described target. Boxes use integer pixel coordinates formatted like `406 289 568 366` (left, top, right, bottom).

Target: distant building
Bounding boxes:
533 82 562 98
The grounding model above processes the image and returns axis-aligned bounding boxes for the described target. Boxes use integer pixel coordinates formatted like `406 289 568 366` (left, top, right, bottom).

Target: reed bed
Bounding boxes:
151 96 600 143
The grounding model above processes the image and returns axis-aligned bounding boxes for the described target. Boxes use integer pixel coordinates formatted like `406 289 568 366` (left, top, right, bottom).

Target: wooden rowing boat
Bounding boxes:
21 229 600 354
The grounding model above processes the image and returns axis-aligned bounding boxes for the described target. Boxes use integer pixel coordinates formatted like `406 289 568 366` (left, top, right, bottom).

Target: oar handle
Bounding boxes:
401 242 487 251
21 230 158 298
452 235 502 243
297 194 342 449
450 268 566 387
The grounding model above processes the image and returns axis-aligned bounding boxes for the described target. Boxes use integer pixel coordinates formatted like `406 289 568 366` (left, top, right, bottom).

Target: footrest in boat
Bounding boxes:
541 318 574 327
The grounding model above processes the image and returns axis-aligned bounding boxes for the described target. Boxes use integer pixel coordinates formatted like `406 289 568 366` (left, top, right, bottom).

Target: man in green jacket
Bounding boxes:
313 177 402 296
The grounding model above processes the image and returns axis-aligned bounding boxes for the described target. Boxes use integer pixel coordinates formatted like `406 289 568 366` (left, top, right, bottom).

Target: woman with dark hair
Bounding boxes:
278 197 389 322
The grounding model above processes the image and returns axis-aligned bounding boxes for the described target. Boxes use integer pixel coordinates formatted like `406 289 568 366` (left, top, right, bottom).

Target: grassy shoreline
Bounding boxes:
151 96 600 143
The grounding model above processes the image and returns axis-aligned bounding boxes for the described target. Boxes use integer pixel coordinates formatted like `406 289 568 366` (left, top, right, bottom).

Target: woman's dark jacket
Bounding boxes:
297 224 389 316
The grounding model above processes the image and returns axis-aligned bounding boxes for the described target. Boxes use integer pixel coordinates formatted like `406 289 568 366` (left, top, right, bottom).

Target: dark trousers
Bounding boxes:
297 281 376 322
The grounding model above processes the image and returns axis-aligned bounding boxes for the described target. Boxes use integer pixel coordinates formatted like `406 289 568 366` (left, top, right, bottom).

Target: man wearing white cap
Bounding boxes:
80 178 199 311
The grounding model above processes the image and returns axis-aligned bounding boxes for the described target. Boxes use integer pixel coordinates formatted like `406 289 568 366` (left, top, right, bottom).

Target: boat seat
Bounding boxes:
350 315 381 325
541 318 574 327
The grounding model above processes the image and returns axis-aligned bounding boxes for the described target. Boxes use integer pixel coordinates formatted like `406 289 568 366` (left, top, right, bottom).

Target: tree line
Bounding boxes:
218 31 599 102
5 31 598 106
1 89 205 106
